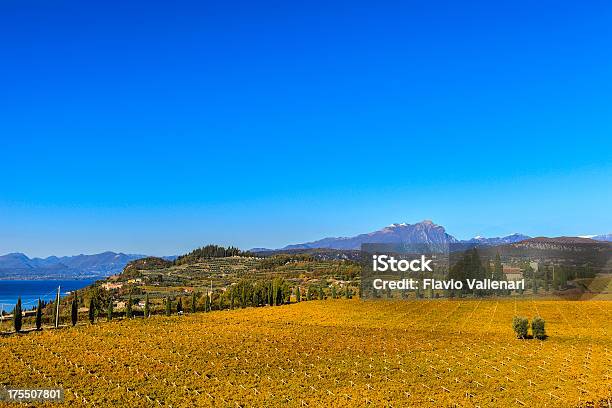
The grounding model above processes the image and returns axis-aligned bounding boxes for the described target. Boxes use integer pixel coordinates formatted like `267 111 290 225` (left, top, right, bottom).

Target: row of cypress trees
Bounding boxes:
10 294 80 333
9 283 354 333
294 284 351 301
10 297 41 333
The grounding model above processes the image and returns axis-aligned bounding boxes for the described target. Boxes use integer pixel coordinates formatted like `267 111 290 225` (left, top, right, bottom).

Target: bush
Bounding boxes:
532 316 546 339
512 316 529 339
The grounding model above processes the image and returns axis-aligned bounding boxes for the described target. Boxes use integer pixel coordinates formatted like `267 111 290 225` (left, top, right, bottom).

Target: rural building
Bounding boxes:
503 266 523 281
101 282 124 291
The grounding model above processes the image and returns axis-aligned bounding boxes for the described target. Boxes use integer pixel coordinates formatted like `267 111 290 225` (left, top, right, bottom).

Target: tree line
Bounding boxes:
174 244 254 265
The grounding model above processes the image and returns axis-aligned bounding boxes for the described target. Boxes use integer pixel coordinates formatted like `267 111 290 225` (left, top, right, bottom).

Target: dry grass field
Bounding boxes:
1 299 610 407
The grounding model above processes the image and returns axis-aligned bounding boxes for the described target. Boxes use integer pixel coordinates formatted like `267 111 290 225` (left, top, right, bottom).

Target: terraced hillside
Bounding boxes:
120 256 359 295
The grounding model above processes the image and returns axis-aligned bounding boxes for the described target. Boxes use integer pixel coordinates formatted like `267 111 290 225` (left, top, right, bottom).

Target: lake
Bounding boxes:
0 279 99 313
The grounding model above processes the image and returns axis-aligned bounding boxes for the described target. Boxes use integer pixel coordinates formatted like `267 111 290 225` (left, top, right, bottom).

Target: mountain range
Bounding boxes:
1 221 610 278
591 234 612 242
0 252 148 280
270 220 610 251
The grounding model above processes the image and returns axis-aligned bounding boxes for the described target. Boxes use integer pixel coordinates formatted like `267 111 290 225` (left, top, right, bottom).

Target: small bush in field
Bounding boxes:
532 317 546 339
512 316 529 339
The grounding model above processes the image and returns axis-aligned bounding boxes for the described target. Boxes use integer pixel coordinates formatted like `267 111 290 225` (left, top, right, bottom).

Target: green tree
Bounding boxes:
512 316 529 339
296 287 301 302
52 299 58 328
492 253 504 280
318 286 324 300
532 317 546 340
218 293 224 310
14 297 23 333
331 286 336 299
35 298 43 330
176 297 183 314
165 297 172 316
126 295 133 319
88 298 95 324
144 294 150 318
107 299 113 321
191 292 197 313
345 285 351 299
71 296 78 326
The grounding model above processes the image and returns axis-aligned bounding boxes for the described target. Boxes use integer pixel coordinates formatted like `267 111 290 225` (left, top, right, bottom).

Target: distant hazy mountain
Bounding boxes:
462 233 531 246
507 236 611 255
517 236 603 245
0 252 147 280
592 234 612 242
282 220 459 250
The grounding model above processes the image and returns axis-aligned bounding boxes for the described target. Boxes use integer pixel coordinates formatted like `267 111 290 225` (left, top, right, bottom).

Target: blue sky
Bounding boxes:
1 0 611 257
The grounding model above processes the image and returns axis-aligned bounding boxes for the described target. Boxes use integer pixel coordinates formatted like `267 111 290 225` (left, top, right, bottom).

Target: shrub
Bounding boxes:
512 316 529 339
532 316 546 339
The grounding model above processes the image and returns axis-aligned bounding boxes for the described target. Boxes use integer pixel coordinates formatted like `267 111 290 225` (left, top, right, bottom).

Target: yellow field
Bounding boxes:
1 299 610 407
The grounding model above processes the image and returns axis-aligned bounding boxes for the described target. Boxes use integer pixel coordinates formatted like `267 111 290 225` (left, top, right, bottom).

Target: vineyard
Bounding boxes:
1 299 610 407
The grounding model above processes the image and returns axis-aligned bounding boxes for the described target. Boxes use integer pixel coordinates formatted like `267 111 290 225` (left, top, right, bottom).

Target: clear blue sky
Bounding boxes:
1 0 611 257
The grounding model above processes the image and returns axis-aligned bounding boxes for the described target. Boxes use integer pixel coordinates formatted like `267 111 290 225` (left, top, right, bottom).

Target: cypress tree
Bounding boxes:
218 293 224 310
126 295 133 319
331 286 336 299
35 298 43 330
493 253 504 279
144 294 150 318
165 297 171 316
345 285 350 299
52 299 57 328
88 298 95 324
296 287 301 302
191 292 197 313
107 299 113 321
318 286 324 300
71 296 78 326
14 297 23 333
177 297 183 314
